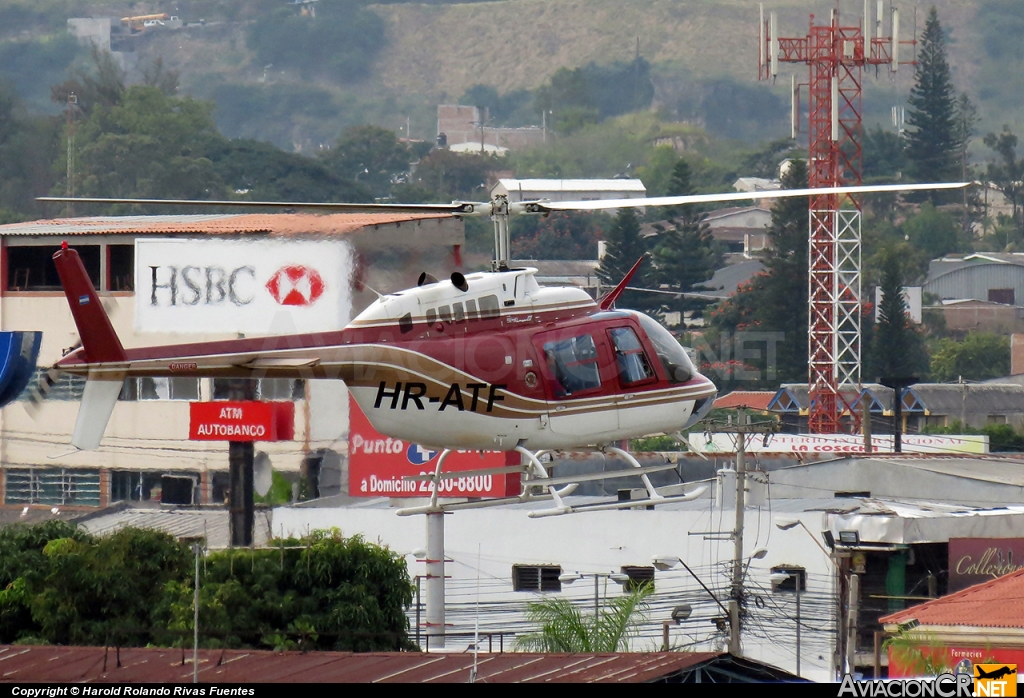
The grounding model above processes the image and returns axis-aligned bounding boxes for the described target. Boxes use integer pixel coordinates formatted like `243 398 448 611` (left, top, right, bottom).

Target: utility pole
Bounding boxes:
846 572 860 675
228 378 256 546
709 407 776 655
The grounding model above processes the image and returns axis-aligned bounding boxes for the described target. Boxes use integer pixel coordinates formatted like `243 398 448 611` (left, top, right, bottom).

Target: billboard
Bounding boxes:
135 238 353 334
348 397 518 498
687 432 988 455
949 538 1024 592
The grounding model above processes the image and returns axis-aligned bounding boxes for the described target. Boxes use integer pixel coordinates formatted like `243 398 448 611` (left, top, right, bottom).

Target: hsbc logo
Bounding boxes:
266 265 325 307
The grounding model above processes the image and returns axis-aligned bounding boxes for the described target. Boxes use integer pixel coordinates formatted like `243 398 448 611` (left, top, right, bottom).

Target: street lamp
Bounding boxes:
652 556 731 618
775 516 849 678
771 570 803 677
663 604 693 650
559 571 630 617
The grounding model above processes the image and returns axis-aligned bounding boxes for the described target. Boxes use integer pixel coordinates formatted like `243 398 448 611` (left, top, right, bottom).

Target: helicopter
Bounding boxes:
41 180 965 516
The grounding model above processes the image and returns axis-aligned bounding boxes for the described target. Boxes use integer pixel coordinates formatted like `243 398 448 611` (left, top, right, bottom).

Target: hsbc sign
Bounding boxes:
135 239 353 334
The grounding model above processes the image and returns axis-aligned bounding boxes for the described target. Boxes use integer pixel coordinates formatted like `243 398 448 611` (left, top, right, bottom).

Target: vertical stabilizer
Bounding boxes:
53 243 126 364
71 374 125 450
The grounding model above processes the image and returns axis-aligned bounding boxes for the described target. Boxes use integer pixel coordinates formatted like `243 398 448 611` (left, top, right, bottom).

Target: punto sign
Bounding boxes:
189 401 295 442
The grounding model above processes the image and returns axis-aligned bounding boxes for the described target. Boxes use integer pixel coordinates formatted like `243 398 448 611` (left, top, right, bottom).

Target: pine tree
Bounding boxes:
596 207 656 313
650 159 721 316
707 159 810 386
904 8 959 194
754 159 810 382
867 247 929 381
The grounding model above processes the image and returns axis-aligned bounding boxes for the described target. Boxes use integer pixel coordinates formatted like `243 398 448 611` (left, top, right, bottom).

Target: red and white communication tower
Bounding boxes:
758 1 914 433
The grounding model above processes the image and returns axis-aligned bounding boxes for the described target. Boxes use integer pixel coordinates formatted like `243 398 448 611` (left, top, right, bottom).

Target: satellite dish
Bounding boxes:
254 451 273 497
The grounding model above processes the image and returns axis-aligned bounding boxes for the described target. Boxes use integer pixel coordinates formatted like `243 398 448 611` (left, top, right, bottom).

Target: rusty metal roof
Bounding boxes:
0 213 450 237
0 646 780 683
881 567 1024 630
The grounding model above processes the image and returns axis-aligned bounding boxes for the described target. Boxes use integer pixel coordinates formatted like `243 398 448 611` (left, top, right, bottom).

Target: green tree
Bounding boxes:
30 528 190 647
863 126 907 180
246 1 387 83
901 203 963 264
322 125 412 198
930 332 1010 382
711 159 810 386
596 207 657 313
516 583 652 652
511 212 607 260
649 159 722 315
865 247 929 382
0 520 91 643
904 8 960 193
409 149 494 202
984 126 1023 233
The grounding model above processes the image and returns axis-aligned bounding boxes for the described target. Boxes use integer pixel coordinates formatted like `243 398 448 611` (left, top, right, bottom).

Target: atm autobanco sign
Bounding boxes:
189 401 295 442
348 397 519 498
135 239 353 334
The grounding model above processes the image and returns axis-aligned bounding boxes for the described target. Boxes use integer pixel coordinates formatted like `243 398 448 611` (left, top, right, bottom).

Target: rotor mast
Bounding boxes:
491 193 512 271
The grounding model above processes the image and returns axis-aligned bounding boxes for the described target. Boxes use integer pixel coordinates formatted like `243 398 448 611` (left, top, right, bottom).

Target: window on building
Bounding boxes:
110 471 199 504
609 327 655 386
8 245 100 291
212 378 304 401
924 415 948 428
19 369 85 401
620 565 655 592
989 288 1015 305
543 335 602 396
120 377 199 400
109 244 134 291
987 414 1008 425
770 566 806 592
512 565 562 592
5 468 101 506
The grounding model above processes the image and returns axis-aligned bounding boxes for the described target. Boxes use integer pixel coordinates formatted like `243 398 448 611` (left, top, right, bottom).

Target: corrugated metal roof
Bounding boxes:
496 178 647 193
881 568 1024 629
78 507 271 549
0 646 751 683
0 213 450 237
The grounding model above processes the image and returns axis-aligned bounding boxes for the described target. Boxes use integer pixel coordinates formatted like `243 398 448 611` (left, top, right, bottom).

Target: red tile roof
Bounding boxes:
713 391 777 411
0 213 451 237
0 646 732 683
881 568 1024 629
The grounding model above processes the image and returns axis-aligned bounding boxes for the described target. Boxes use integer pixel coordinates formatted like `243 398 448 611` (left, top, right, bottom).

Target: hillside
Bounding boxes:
2 0 1021 149
371 0 979 95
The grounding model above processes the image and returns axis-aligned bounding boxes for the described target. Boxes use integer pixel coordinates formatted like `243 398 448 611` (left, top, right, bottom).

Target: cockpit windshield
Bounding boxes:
630 312 696 384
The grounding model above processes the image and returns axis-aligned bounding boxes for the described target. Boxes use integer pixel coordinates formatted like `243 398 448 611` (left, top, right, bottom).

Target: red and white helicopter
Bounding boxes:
42 180 964 517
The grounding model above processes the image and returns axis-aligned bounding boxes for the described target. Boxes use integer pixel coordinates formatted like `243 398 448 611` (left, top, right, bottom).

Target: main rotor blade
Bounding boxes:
36 197 488 215
536 181 971 212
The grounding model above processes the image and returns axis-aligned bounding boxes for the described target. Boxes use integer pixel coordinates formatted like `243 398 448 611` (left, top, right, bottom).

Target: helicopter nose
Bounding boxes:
692 393 716 423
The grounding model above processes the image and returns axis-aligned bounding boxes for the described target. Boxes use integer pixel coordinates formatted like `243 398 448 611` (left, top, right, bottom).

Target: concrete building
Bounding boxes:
925 299 1024 335
0 212 463 509
770 382 1024 432
436 105 545 153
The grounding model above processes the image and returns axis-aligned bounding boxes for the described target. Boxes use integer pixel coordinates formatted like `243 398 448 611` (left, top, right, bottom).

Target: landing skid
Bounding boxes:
395 444 708 518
